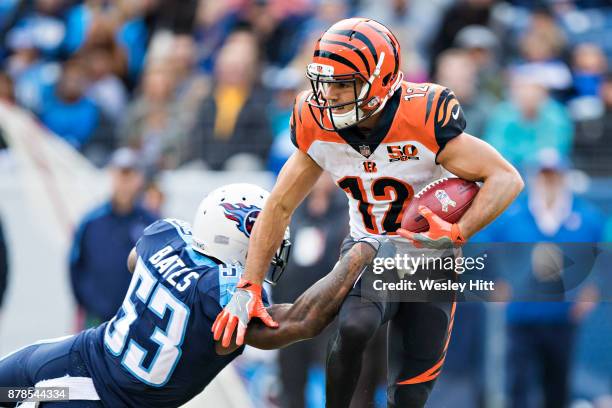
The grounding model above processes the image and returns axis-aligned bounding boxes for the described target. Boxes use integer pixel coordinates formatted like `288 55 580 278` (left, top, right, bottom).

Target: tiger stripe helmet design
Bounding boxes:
306 18 404 131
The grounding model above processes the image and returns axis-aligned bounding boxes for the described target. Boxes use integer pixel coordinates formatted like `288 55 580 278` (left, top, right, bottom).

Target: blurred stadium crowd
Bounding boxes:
0 0 612 407
0 0 611 175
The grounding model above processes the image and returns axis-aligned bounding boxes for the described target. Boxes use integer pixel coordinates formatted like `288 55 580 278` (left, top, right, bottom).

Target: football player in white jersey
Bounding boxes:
213 18 523 407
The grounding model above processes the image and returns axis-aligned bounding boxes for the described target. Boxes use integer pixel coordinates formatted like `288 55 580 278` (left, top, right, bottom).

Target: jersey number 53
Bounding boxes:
104 261 189 387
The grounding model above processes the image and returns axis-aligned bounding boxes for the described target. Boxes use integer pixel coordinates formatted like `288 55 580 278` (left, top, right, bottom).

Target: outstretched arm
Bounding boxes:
244 150 323 284
213 150 323 346
215 239 381 354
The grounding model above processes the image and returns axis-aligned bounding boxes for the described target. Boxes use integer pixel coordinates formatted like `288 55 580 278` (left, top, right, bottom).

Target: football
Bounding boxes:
401 178 480 232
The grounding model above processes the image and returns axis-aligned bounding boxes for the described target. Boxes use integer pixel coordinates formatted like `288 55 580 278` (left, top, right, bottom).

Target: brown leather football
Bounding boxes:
401 178 479 232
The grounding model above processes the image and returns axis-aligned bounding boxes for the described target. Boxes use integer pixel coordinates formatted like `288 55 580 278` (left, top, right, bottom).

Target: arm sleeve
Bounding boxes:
432 88 466 157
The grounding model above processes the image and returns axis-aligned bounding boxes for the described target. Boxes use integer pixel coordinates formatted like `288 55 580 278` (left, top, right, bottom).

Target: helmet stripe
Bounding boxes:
364 22 395 50
363 22 400 77
327 29 378 65
313 49 360 73
320 39 371 74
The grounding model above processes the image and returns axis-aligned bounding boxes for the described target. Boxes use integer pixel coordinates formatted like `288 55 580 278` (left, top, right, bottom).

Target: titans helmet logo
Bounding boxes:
220 203 261 238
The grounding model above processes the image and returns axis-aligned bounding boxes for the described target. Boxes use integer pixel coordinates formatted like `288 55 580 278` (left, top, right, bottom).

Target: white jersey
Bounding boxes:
291 81 466 242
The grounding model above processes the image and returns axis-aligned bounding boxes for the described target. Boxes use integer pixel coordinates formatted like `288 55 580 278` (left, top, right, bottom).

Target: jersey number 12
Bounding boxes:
104 261 190 386
338 176 414 234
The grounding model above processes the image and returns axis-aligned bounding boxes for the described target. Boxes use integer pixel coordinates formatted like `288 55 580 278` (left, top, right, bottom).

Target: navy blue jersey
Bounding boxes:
75 218 264 407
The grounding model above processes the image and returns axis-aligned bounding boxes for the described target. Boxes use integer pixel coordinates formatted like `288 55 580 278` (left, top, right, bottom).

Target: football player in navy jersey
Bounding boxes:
0 183 384 407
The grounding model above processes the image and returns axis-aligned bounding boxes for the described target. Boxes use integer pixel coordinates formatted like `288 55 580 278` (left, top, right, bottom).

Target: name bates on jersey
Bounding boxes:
148 245 202 292
290 81 466 240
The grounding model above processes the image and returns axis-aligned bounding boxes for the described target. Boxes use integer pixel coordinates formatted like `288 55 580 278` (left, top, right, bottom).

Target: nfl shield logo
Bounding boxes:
359 145 371 157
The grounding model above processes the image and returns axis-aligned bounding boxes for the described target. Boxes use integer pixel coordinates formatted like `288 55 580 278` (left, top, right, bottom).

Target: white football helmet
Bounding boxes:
191 183 291 281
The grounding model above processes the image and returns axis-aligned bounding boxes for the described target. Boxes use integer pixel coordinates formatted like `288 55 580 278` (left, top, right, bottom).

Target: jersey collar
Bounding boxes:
336 88 402 158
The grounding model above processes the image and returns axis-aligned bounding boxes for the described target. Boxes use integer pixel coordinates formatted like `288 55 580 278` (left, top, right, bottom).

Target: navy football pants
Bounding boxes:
0 335 103 407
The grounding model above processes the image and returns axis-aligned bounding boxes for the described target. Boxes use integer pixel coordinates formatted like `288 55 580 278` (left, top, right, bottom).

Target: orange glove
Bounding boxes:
212 278 278 348
397 206 465 249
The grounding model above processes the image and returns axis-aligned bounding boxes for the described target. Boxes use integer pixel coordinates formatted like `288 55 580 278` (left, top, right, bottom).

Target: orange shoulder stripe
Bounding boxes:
382 82 441 154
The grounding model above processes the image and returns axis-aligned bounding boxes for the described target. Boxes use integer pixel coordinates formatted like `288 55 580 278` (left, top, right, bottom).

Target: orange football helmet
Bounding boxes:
306 18 403 131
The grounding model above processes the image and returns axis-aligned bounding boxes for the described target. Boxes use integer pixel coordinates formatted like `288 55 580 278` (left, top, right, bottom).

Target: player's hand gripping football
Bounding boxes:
212 278 278 347
397 206 465 249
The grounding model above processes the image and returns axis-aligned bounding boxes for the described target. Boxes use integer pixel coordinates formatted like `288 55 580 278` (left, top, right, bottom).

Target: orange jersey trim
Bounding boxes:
291 82 456 155
382 82 446 154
